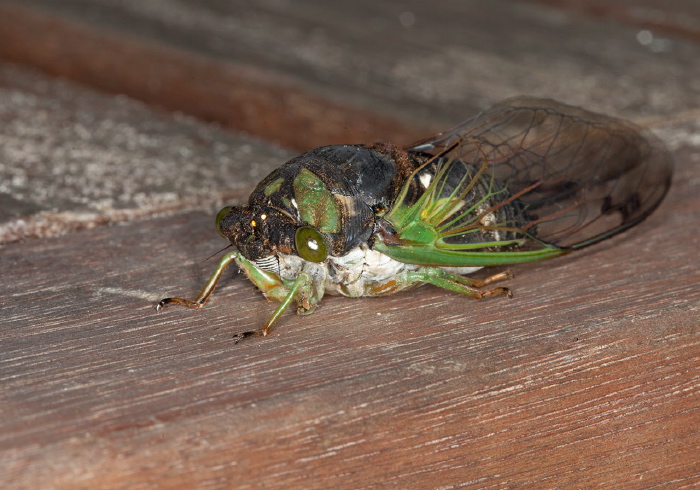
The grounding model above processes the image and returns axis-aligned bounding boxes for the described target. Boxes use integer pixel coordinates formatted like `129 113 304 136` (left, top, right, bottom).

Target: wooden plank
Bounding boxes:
0 1 433 153
0 63 292 243
0 0 699 487
1 0 699 141
1 132 698 487
2 0 700 243
528 0 700 41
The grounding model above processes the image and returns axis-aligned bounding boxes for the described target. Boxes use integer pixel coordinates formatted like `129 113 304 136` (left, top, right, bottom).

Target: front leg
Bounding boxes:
157 250 321 342
232 272 315 343
233 255 322 342
156 250 240 311
156 249 291 309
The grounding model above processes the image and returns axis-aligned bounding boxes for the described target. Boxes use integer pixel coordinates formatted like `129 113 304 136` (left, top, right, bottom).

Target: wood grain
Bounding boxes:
2 0 700 151
529 0 700 42
1 138 698 488
0 0 699 487
0 1 431 153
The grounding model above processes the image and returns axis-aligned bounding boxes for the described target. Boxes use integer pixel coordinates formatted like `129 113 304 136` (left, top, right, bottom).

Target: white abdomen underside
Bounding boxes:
277 244 482 298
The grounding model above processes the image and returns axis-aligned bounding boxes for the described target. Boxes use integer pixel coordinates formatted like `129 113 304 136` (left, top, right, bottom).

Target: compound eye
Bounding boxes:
294 226 329 262
215 206 232 237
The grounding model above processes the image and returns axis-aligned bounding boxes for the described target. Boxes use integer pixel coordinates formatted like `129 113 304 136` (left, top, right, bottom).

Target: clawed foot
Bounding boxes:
154 299 169 312
232 330 263 344
155 297 202 311
479 286 512 300
479 270 514 286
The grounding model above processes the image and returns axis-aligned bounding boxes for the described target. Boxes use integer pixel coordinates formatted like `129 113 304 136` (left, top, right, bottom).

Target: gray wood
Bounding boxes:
529 0 700 40
2 0 700 133
0 64 292 243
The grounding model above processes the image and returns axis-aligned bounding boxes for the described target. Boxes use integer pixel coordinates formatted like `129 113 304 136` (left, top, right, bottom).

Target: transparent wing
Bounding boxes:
394 96 674 253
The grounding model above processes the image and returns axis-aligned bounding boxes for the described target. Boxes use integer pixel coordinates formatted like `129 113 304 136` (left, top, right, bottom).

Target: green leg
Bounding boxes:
232 272 313 343
403 267 512 299
156 250 240 310
156 249 291 311
157 249 321 342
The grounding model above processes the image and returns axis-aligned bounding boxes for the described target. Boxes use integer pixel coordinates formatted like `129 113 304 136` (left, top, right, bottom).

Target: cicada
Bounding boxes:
157 97 673 341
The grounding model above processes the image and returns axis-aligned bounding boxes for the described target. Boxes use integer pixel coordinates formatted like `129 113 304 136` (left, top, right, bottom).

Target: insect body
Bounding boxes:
157 97 673 341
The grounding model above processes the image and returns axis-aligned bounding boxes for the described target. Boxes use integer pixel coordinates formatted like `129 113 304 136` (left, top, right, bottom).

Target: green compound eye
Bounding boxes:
295 226 329 262
215 206 232 237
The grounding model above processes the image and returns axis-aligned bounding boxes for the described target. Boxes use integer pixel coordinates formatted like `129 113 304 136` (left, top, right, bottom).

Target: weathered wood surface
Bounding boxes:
2 0 699 145
0 1 434 154
2 0 700 243
0 63 293 243
2 144 698 488
530 0 700 41
1 0 699 488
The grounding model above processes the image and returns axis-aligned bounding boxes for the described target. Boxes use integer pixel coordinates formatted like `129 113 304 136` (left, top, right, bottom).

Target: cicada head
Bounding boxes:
215 205 332 266
215 205 299 262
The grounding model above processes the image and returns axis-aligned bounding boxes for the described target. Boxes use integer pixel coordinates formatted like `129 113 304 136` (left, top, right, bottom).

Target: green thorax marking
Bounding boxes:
263 177 285 197
293 169 341 233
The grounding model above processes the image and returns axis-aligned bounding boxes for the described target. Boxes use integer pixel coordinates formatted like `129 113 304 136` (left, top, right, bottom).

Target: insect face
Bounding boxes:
216 205 298 261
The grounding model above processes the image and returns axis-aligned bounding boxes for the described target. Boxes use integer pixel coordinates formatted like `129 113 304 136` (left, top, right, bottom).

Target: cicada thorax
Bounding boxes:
217 143 426 262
